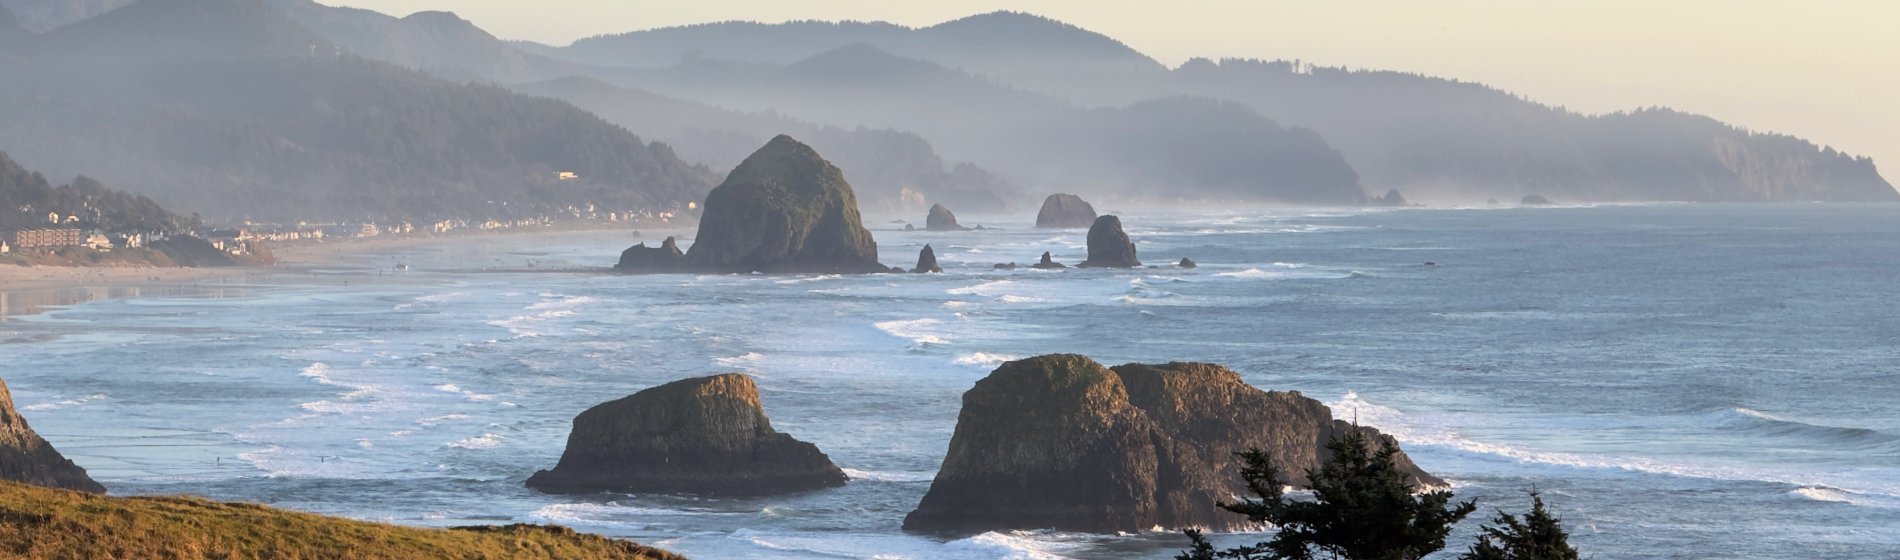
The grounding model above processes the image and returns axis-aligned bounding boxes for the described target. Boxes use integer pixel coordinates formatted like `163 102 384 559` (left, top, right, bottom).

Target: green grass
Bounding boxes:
0 481 684 559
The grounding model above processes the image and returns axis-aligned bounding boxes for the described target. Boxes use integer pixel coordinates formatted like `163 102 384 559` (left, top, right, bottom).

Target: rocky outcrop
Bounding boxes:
925 203 967 231
0 377 104 494
913 244 943 273
905 355 1441 535
1112 362 1441 490
614 236 687 271
902 355 1223 534
1077 215 1140 268
1371 189 1409 207
1030 251 1066 269
1521 194 1553 205
1035 194 1097 228
527 373 847 496
618 135 886 274
1178 258 1197 269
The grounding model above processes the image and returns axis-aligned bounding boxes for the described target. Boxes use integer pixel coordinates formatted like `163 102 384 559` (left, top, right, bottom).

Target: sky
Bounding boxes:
321 1 1899 174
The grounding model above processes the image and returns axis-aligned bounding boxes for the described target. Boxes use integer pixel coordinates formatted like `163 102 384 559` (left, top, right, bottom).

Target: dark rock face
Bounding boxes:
527 373 847 496
1178 258 1197 269
905 356 1442 535
1521 194 1553 205
902 355 1223 534
615 236 687 271
925 203 966 231
1035 193 1097 228
992 263 1018 270
1112 362 1442 490
1077 215 1141 268
0 377 105 494
619 135 885 274
912 244 943 273
1030 251 1066 269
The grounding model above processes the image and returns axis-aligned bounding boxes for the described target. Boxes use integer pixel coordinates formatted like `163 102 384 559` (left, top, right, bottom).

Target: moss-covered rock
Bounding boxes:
527 373 846 496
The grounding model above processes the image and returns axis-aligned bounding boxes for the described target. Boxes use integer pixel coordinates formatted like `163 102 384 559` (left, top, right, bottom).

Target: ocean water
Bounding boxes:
3 203 1899 559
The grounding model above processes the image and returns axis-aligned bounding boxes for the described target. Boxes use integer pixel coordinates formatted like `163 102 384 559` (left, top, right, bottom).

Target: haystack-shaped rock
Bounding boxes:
615 236 687 271
1111 362 1441 490
925 203 967 231
1035 194 1097 228
1030 251 1066 269
902 355 1222 534
1177 257 1197 269
0 377 105 493
912 245 943 273
527 373 846 496
1077 215 1140 268
905 356 1443 535
620 135 885 274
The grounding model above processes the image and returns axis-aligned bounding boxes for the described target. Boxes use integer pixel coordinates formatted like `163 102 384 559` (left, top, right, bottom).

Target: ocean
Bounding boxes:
3 203 1897 559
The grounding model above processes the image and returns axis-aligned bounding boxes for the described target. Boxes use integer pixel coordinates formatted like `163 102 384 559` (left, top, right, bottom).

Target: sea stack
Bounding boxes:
1077 215 1141 268
619 135 885 274
1178 257 1197 269
925 203 967 231
1035 194 1097 228
0 377 105 493
1030 251 1066 269
904 355 1441 535
902 355 1222 534
1521 194 1553 206
1371 189 1409 207
526 373 847 496
615 236 687 271
913 244 943 273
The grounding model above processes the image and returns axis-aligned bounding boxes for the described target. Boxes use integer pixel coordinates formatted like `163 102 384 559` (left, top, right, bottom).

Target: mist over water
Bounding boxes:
5 204 1899 558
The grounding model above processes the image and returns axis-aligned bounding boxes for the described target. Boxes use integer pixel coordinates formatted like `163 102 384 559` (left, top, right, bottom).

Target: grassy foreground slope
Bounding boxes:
0 481 683 560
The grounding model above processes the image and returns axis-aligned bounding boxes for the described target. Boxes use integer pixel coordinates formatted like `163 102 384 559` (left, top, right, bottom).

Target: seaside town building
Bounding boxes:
6 228 84 249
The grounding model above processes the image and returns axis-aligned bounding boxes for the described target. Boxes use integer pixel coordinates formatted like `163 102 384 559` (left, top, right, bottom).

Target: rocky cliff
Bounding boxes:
905 355 1442 534
527 373 847 496
1077 215 1140 268
1035 193 1097 228
620 135 886 274
0 377 104 494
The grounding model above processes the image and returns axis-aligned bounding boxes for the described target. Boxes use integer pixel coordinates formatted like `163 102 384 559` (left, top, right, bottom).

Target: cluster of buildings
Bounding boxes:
1 227 156 255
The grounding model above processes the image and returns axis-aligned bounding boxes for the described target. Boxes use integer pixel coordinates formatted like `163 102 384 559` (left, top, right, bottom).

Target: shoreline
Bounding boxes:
0 226 674 321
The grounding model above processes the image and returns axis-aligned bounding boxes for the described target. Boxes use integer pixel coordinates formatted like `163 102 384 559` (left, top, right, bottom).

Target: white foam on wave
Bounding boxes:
714 352 766 368
996 295 1047 304
393 291 466 310
774 274 842 285
948 280 1016 297
874 318 950 346
448 433 503 449
434 384 497 402
1216 268 1287 280
728 527 1087 560
954 352 1018 368
841 468 938 482
23 394 108 411
1329 392 1900 503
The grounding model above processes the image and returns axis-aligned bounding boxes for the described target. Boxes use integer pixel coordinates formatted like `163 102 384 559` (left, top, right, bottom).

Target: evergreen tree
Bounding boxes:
1460 492 1580 560
1178 427 1477 560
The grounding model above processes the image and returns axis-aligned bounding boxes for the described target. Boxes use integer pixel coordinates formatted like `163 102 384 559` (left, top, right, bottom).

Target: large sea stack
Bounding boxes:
619 135 885 274
925 203 967 231
0 377 105 494
1077 215 1141 268
1035 194 1098 228
902 355 1222 534
912 244 943 273
905 355 1441 535
527 373 847 496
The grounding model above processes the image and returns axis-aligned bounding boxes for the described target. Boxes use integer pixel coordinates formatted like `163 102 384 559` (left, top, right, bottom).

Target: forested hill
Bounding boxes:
0 0 718 222
0 151 189 233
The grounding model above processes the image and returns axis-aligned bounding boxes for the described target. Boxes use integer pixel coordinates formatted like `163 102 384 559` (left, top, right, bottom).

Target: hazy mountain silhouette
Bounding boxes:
0 0 716 222
0 0 133 32
535 14 1894 204
599 43 1365 204
516 76 1017 212
264 0 594 83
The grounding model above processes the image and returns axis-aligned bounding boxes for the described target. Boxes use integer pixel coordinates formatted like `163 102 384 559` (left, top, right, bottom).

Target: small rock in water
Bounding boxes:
1178 258 1197 269
1031 251 1067 269
913 245 943 273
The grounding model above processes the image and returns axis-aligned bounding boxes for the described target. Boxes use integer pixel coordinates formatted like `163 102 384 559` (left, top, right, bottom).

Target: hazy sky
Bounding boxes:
323 1 1899 174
